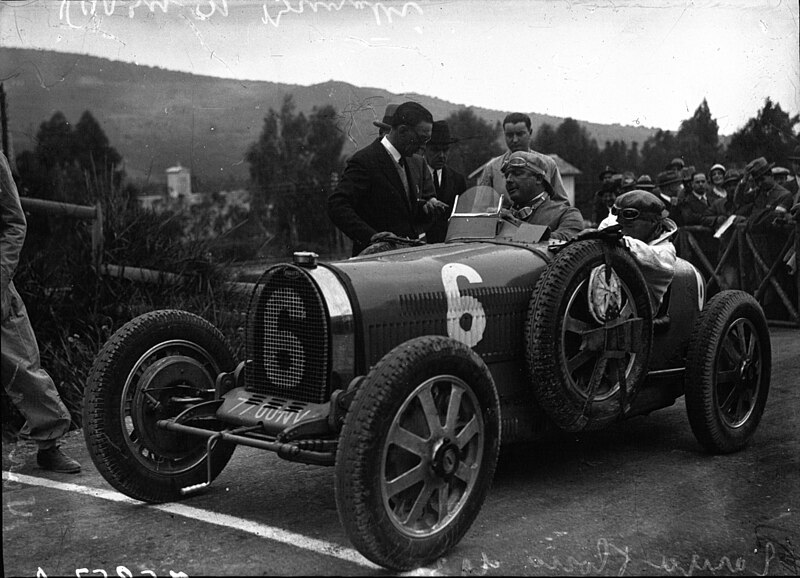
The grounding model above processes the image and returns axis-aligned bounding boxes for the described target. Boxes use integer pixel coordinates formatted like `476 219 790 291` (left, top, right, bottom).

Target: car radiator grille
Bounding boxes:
245 264 330 404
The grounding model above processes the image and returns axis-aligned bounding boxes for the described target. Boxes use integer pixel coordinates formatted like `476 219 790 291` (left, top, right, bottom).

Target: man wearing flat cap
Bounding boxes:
422 120 466 243
599 190 678 312
328 101 447 256
500 151 583 241
478 112 569 204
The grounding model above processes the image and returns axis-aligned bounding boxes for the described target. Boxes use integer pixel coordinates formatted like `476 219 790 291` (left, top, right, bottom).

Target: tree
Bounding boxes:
443 108 503 179
676 99 722 171
640 129 681 178
727 98 799 167
73 110 122 176
34 111 73 171
532 123 558 156
246 95 345 248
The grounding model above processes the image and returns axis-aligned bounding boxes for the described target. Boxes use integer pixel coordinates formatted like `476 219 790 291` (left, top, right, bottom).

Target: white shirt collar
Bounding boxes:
381 136 402 164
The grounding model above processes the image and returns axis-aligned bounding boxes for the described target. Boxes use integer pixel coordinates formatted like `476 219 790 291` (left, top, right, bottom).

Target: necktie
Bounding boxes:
398 157 414 207
433 170 440 194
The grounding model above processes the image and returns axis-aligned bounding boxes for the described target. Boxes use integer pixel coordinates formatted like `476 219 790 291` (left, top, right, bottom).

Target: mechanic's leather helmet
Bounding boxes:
612 190 668 222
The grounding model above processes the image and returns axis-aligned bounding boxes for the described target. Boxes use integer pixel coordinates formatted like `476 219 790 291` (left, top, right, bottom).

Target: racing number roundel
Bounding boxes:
441 263 487 347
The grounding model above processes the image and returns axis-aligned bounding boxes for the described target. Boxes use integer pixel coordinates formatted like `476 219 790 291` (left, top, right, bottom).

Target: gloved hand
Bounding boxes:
369 231 395 244
574 224 623 242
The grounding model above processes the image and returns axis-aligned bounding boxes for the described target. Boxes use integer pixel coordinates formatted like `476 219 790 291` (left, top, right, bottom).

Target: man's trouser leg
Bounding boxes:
1 282 71 449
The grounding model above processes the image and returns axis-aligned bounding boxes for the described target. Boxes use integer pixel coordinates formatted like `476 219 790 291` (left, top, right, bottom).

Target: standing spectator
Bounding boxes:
500 151 583 241
708 169 745 226
477 113 569 203
422 121 467 243
654 169 683 221
738 157 793 226
327 102 447 256
1 151 81 473
677 171 717 228
591 166 619 225
709 163 727 198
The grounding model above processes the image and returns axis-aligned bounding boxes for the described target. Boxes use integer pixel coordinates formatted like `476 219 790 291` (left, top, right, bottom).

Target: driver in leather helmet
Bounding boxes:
599 190 678 312
500 151 583 241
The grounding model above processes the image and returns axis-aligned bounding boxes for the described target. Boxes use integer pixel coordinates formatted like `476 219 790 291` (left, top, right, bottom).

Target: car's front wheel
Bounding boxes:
335 336 500 571
83 310 237 502
685 291 771 454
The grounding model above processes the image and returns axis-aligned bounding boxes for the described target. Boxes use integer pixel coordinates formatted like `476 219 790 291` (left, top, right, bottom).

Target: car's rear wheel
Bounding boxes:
528 240 654 431
83 310 237 503
685 291 771 453
335 336 500 571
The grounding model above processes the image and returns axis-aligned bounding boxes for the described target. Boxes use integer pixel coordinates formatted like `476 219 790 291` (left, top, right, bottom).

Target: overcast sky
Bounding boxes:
1 0 798 135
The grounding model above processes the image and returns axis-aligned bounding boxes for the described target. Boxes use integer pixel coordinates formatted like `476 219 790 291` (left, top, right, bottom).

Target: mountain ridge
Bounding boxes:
1 47 661 188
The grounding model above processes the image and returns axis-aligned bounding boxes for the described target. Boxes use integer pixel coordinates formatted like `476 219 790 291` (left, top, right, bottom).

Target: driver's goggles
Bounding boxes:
500 156 545 176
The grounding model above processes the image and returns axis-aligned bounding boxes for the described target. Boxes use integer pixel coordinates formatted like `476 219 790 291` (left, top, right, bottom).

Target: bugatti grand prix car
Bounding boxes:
83 186 771 570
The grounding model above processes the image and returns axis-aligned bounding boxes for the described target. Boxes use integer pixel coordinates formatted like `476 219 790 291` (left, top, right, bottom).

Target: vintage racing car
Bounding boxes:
83 186 771 571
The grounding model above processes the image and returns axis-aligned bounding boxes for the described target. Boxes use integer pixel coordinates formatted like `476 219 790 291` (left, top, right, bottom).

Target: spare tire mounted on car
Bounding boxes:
527 239 654 432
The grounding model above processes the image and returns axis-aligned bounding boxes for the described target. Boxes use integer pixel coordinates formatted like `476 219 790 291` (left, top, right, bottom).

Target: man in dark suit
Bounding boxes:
422 120 467 243
328 101 447 256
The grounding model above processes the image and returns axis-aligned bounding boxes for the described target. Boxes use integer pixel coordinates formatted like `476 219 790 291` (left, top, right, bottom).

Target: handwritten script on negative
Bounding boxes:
59 0 424 28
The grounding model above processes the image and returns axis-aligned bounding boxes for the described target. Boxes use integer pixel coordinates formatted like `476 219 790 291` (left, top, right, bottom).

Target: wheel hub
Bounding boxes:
432 440 460 478
739 357 753 382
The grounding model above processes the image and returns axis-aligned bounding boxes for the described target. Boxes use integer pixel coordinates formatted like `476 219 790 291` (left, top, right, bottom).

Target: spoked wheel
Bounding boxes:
84 310 237 502
335 336 500 571
685 291 771 453
528 240 653 431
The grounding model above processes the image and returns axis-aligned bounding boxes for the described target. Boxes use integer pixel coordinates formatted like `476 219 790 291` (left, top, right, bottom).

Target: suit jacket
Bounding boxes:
677 193 716 228
425 165 467 244
328 139 435 256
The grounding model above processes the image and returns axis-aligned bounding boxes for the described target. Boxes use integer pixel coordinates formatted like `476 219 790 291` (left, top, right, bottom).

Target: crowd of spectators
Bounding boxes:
588 149 800 315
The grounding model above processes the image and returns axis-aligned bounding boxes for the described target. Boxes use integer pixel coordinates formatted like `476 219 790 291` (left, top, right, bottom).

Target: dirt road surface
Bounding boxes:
3 328 798 577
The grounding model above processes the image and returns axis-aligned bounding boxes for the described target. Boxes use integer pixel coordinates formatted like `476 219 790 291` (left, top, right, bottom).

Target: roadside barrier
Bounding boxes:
679 221 799 328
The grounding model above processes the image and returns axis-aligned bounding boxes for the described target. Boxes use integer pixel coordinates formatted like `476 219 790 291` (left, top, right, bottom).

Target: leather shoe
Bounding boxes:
37 446 81 473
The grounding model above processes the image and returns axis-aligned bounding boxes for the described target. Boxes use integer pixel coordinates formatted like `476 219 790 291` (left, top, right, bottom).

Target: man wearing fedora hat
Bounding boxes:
477 113 569 204
738 157 792 226
654 169 683 222
328 101 447 256
422 120 466 243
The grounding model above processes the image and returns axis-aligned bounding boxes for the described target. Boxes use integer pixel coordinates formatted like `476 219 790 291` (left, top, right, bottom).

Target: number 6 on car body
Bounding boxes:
441 263 487 347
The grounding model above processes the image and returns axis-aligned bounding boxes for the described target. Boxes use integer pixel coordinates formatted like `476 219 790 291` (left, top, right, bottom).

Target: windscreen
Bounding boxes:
451 186 503 216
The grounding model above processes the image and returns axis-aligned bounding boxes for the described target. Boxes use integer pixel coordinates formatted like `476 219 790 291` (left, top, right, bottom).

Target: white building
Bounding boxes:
166 165 192 198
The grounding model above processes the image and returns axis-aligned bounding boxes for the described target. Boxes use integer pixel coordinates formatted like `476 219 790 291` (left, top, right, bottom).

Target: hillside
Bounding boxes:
1 47 660 188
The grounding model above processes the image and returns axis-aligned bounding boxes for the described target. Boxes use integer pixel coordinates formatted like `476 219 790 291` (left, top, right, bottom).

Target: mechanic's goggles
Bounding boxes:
611 205 660 222
611 205 642 220
501 156 545 177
